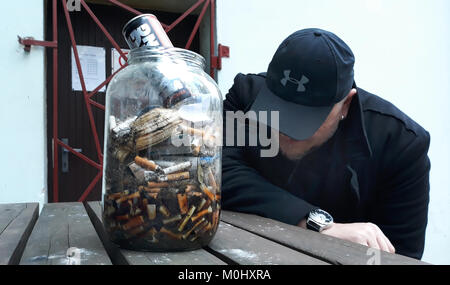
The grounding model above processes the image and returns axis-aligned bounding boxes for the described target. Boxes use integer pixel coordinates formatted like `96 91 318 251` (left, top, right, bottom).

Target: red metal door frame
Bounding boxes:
20 0 227 202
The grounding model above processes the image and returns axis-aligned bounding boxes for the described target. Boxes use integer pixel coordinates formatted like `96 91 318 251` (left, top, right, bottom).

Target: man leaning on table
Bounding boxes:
221 28 431 259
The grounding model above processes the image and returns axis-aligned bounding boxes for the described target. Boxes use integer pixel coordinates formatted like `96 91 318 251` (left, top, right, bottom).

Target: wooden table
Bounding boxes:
0 202 427 265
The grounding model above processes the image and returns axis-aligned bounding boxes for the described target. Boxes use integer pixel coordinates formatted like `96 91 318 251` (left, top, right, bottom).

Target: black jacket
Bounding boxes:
222 73 431 259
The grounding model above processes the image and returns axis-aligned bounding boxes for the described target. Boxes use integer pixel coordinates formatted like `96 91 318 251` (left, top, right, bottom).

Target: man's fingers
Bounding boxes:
360 240 369 248
366 237 380 250
320 222 396 254
372 226 390 252
376 234 390 253
375 226 396 253
384 236 396 253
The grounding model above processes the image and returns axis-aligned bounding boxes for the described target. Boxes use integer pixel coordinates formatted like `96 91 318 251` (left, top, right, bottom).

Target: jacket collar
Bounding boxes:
338 88 373 161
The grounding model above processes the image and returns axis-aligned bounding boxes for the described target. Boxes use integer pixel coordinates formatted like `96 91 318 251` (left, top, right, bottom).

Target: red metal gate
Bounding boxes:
18 0 228 202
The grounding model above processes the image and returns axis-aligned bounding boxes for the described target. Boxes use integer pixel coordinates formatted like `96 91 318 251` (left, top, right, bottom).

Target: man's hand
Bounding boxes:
322 222 395 253
298 219 395 253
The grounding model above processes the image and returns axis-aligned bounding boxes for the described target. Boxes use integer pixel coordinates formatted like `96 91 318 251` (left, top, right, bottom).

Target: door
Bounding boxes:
45 1 202 202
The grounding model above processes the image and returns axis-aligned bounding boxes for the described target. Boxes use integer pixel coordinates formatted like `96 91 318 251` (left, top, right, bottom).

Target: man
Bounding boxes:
221 28 431 259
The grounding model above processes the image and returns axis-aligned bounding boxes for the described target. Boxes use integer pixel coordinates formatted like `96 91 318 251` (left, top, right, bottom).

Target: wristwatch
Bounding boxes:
306 209 334 232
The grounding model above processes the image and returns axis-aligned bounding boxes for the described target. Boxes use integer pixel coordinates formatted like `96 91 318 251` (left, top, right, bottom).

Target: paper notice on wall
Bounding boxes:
111 48 130 74
71 45 106 92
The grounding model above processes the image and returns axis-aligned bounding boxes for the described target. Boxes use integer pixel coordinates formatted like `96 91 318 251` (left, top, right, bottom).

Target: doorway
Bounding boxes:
45 0 205 202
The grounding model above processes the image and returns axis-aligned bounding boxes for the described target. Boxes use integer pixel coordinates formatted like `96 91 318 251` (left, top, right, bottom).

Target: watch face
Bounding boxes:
310 209 333 226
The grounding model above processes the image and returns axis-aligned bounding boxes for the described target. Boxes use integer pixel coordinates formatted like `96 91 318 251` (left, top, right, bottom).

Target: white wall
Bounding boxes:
0 1 47 209
217 0 450 264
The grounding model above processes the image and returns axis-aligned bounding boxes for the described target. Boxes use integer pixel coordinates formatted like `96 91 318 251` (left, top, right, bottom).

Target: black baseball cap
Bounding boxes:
250 28 355 140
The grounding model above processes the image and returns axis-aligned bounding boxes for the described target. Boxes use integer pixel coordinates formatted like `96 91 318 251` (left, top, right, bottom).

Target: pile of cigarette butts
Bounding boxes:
103 106 221 250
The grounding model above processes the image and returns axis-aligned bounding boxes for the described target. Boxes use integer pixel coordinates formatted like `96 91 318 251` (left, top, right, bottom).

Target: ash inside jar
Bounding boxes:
103 105 221 251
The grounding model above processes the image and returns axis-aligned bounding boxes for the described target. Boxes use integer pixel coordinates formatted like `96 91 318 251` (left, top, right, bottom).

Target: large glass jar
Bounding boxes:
102 47 222 251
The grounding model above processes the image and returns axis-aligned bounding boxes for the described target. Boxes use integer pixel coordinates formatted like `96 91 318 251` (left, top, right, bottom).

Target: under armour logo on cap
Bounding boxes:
280 70 309 92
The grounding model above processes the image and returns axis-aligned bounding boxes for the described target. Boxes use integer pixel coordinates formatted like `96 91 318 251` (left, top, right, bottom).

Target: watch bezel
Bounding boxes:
306 209 333 232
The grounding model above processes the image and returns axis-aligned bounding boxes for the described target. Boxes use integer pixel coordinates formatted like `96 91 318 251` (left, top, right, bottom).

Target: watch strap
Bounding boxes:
306 218 321 232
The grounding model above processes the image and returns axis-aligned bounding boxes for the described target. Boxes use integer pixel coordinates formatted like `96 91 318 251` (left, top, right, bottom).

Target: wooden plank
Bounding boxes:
221 210 429 265
86 201 226 265
0 203 39 265
0 203 26 234
207 221 328 265
120 249 226 265
20 202 112 265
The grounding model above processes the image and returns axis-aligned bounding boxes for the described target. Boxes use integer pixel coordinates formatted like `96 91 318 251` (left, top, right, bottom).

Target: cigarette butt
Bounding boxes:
188 191 203 197
128 162 146 182
107 192 122 200
147 204 156 220
212 210 220 229
135 156 161 172
198 222 212 235
185 184 197 193
153 160 176 168
181 125 205 137
128 162 141 173
203 199 212 212
159 205 170 217
158 172 190 182
116 191 140 204
182 217 206 240
207 168 218 189
160 227 182 240
168 172 190 180
115 214 130 221
178 205 196 232
122 216 144 230
196 198 207 212
147 188 161 193
194 220 209 235
139 186 161 193
191 206 212 223
201 184 215 201
162 161 191 175
148 193 158 199
177 193 188 214
163 214 182 225
107 190 129 200
147 181 169 188
192 145 201 156
181 125 216 148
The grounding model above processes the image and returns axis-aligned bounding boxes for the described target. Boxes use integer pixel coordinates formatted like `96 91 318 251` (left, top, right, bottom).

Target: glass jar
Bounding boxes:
102 47 222 251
